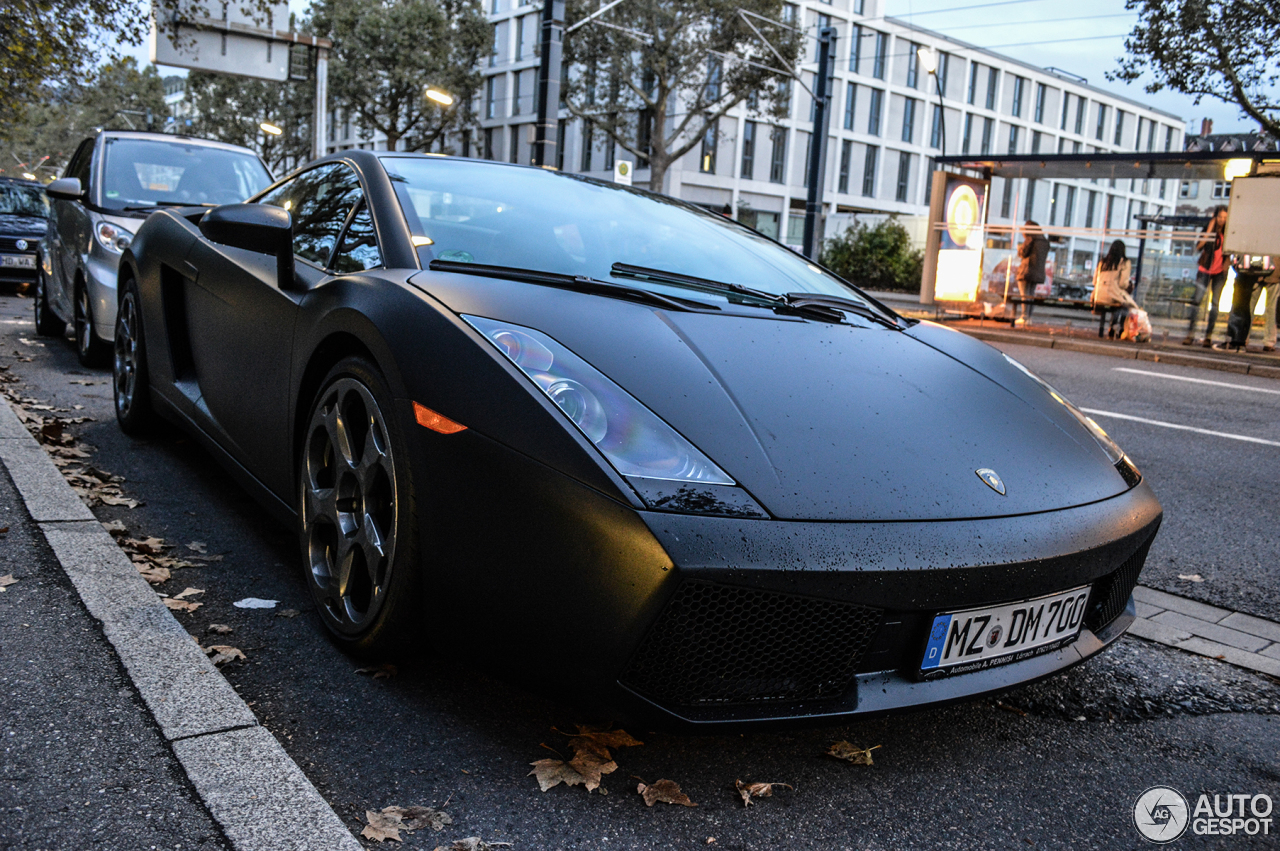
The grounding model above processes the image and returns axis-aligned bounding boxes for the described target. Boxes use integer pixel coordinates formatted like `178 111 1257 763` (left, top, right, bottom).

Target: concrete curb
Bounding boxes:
957 327 1280 380
0 399 362 851
1131 586 1280 679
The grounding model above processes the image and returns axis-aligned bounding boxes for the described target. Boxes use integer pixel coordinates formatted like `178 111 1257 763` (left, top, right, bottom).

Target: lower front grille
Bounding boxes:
1085 537 1154 630
621 580 883 707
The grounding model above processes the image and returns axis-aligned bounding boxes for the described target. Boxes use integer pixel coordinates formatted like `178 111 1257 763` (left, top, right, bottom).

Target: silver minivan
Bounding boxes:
37 131 272 365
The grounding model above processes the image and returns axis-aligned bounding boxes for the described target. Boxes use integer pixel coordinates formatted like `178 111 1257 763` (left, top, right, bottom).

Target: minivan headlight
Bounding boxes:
95 222 133 253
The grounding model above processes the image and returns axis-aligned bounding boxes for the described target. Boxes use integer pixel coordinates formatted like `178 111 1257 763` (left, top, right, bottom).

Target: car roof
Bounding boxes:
0 176 43 188
95 129 260 157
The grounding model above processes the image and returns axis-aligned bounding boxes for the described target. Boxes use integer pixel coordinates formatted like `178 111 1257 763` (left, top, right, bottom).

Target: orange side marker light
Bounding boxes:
413 402 467 434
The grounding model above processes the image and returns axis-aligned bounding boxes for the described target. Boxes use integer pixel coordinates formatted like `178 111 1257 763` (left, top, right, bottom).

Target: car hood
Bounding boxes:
415 272 1129 521
0 214 46 239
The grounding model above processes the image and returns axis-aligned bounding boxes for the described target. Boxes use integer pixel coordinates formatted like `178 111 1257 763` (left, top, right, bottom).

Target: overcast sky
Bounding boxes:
130 0 1259 137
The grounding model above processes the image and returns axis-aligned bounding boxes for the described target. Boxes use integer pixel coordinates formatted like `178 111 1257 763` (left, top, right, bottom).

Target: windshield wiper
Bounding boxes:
121 201 218 211
428 260 719 312
783 292 903 330
612 262 894 326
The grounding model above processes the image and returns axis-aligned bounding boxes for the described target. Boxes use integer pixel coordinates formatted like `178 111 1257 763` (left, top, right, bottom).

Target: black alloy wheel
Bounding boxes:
113 279 154 434
299 358 418 653
74 282 109 367
33 259 66 337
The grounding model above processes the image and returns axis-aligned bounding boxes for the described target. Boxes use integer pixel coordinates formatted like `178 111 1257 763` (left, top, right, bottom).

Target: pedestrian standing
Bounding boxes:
1248 262 1278 352
1183 205 1229 347
1091 240 1135 338
1015 221 1049 327
1218 258 1260 352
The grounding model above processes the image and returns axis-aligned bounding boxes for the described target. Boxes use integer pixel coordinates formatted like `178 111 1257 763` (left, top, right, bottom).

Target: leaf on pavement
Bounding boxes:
173 587 205 600
827 742 880 765
433 839 512 851
39 421 63 443
529 758 592 792
136 564 171 585
277 608 301 618
563 724 643 759
101 520 128 537
734 780 792 807
205 645 245 666
362 810 403 843
162 597 202 613
207 624 234 635
355 663 398 679
0 574 18 589
186 541 208 553
1178 573 1204 582
637 778 696 807
124 536 169 554
98 494 141 508
362 806 453 842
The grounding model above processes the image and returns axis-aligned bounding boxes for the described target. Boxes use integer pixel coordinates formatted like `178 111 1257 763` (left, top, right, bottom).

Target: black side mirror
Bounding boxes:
46 177 84 201
200 203 295 290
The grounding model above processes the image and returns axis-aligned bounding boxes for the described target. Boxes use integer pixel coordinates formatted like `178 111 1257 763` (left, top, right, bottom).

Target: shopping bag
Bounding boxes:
1124 307 1152 342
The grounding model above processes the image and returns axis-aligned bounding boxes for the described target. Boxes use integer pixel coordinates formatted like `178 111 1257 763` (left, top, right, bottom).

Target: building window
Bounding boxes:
462 128 472 158
489 23 501 67
512 71 522 115
924 156 935 204
483 127 494 160
1074 99 1085 134
844 82 857 130
872 32 888 79
1063 185 1076 226
907 43 920 89
636 109 651 168
510 125 520 164
705 56 723 103
782 3 797 24
776 78 792 117
1084 189 1096 228
896 151 912 202
962 113 973 154
967 62 979 105
603 135 615 170
1146 120 1156 151
930 104 943 149
1049 183 1061 225
854 0 864 12
581 119 593 171
1159 178 1166 199
800 131 811 188
741 120 756 179
902 98 917 143
515 15 525 60
1095 104 1107 141
862 145 878 197
1113 110 1125 145
700 121 717 173
1165 125 1175 151
985 67 998 110
1180 180 1199 199
980 117 993 154
485 76 496 119
1024 178 1036 220
850 25 862 73
1008 124 1019 154
1212 181 1231 199
769 126 787 183
1011 76 1025 118
1060 93 1070 130
556 119 566 170
1001 177 1013 217
937 53 950 95
1034 82 1047 123
838 139 853 193
867 88 883 136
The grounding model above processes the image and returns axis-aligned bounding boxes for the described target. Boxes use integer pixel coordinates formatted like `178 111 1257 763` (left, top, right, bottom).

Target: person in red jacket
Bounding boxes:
1183 205 1229 347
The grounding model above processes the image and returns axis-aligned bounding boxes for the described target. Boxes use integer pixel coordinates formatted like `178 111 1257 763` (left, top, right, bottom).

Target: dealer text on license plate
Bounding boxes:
920 586 1091 676
1 255 35 268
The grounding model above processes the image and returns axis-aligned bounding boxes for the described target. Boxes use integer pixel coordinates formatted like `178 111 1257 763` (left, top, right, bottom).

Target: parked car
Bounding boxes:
116 151 1161 727
36 130 271 364
0 176 49 291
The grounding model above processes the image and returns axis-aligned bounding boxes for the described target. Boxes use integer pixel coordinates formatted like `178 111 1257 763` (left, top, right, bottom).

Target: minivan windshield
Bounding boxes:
100 138 272 211
383 156 878 309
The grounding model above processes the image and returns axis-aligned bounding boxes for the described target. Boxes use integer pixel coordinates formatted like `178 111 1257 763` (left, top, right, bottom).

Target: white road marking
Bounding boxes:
1112 367 1280 395
1081 408 1280 448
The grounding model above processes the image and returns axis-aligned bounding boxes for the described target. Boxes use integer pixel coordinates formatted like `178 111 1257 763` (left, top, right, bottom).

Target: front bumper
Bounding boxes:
0 252 38 283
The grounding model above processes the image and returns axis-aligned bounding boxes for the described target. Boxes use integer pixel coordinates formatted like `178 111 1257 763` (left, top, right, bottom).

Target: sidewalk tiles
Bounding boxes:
1130 586 1280 678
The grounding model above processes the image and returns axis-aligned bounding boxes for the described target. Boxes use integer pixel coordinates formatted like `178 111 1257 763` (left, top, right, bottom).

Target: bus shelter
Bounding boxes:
920 150 1277 329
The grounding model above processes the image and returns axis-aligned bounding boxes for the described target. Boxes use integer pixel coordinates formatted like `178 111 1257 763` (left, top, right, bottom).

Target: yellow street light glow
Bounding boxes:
22 172 36 180
260 122 284 136
425 88 454 106
917 46 938 75
1223 158 1252 181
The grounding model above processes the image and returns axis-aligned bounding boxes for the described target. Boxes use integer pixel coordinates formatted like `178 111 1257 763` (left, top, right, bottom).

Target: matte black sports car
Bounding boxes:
116 150 1161 727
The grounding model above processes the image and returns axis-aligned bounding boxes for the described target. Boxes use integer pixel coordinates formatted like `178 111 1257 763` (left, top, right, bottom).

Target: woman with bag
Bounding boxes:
1091 240 1136 338
1183 205 1229 346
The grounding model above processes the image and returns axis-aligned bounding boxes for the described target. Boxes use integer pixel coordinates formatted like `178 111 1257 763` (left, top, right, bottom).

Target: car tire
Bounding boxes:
33 259 66 338
298 356 420 656
74 281 110 367
113 277 156 435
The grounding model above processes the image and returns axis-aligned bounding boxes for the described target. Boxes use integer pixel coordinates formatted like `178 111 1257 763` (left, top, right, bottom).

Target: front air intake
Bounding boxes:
1085 536 1155 631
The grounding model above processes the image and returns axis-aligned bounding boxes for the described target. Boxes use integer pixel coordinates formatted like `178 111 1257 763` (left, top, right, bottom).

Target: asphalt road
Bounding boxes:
1 296 1277 851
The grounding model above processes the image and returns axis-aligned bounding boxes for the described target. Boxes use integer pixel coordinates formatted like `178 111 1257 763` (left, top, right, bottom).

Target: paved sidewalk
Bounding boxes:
1130 586 1280 679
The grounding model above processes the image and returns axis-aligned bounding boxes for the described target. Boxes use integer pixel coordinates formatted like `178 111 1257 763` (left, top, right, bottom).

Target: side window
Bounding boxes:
330 202 382 273
258 163 362 267
66 139 93 184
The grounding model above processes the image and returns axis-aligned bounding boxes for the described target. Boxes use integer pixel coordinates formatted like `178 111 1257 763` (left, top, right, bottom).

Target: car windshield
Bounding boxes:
100 138 272 211
383 156 876 309
0 183 47 218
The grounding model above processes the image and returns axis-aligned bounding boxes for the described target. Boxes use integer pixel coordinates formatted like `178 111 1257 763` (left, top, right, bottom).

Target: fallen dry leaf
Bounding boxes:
186 541 207 554
0 574 18 588
355 663 398 679
529 757 603 793
432 839 512 851
735 780 792 807
562 725 644 760
205 645 246 666
98 494 141 508
68 379 100 385
101 520 128 536
362 810 402 843
277 608 300 618
362 806 453 843
124 536 168 554
162 597 202 613
136 564 171 585
827 742 880 765
637 778 696 807
207 624 234 635
1178 574 1205 583
173 587 205 600
0 526 8 535
39 421 63 443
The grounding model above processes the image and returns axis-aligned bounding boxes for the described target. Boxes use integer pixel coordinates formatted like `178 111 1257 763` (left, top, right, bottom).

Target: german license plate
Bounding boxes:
920 585 1091 676
1 255 35 268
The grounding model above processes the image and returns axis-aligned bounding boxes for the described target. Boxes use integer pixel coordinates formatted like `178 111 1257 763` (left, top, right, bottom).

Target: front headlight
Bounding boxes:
95 222 133 253
1001 352 1127 465
465 315 734 485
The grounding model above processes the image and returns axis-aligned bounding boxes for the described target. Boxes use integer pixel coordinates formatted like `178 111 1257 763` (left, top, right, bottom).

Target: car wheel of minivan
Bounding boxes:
74 281 110 367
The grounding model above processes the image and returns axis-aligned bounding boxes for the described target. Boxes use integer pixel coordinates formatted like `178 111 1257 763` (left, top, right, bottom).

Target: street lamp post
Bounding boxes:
533 0 566 168
918 46 946 159
801 26 836 260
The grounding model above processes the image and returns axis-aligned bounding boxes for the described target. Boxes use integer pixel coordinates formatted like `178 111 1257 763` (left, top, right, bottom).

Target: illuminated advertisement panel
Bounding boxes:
933 176 989 302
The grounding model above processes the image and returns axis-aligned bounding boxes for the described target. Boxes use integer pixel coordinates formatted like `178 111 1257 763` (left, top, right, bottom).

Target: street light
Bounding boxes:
918 46 946 159
260 121 284 136
425 87 454 106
